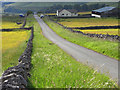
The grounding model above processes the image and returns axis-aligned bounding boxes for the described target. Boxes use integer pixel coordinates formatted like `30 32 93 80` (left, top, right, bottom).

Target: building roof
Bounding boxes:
92 7 116 13
58 9 77 13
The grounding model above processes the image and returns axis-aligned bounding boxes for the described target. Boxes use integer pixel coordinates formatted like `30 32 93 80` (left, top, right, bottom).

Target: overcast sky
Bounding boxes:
1 0 120 2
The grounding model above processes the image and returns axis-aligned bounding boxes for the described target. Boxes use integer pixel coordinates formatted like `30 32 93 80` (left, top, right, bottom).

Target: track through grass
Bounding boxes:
26 15 117 88
44 17 119 60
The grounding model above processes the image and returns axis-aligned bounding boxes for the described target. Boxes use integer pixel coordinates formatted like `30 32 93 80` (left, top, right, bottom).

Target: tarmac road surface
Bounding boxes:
34 14 119 84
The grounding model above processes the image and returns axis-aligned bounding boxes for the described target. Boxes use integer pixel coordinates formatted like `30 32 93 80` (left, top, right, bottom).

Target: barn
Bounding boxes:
56 9 78 17
91 7 116 18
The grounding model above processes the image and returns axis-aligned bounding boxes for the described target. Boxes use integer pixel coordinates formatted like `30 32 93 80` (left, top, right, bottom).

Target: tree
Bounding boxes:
64 5 72 9
81 4 88 11
73 4 80 11
26 10 33 16
55 5 63 10
37 11 42 14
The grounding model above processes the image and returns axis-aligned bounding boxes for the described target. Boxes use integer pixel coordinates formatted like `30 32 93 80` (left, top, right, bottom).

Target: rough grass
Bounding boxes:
43 17 119 60
75 29 119 36
26 15 117 88
2 30 30 73
57 18 118 27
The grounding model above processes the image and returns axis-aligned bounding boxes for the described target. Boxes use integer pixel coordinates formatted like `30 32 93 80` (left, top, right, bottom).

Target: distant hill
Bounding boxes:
2 2 15 7
2 2 119 14
3 2 85 13
4 2 85 8
86 2 118 7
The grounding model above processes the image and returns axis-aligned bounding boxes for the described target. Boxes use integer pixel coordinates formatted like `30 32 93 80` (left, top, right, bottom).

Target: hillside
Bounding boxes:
86 2 118 7
2 2 15 7
4 2 85 8
3 2 119 14
3 2 85 13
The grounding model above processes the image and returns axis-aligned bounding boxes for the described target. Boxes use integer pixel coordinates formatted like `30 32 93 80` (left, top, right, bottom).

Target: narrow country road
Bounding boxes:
34 15 119 83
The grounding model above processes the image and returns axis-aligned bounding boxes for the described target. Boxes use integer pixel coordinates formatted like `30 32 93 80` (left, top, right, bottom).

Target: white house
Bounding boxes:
91 7 116 18
57 9 78 17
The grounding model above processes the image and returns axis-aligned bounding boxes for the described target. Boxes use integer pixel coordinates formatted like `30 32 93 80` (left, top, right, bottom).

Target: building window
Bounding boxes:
66 14 68 16
62 14 64 16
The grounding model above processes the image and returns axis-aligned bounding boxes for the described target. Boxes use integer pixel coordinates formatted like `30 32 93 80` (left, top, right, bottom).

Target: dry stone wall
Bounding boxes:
21 15 27 28
0 15 27 32
67 26 120 30
0 27 32 32
50 19 120 41
0 27 34 89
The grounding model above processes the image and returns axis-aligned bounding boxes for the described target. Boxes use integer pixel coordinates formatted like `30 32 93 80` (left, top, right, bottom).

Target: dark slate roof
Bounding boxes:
92 7 116 13
58 9 77 13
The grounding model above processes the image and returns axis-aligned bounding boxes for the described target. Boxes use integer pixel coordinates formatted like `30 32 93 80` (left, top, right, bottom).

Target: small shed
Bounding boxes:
40 14 44 18
57 9 78 17
91 7 116 18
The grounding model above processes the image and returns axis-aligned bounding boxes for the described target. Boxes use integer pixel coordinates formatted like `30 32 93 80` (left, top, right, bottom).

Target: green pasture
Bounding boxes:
2 15 30 74
2 30 30 74
1 15 25 29
52 18 119 28
74 29 119 36
78 11 91 15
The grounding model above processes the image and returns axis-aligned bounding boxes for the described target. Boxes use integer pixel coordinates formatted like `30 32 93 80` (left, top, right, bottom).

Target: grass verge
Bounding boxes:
43 17 119 60
27 15 117 88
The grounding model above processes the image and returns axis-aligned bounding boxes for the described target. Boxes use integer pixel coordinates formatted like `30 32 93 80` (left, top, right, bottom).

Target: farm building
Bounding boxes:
56 9 78 17
91 7 117 18
40 14 44 18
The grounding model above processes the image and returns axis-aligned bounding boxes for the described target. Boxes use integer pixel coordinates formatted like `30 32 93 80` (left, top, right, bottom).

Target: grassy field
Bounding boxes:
78 11 91 15
75 29 119 36
26 15 117 88
57 18 118 27
45 13 56 15
1 15 24 29
1 22 22 29
43 17 119 60
2 30 30 73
